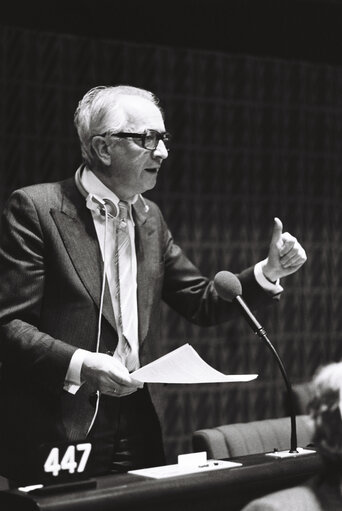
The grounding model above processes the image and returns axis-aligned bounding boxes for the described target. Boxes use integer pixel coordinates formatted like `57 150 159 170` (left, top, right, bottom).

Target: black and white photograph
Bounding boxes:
1 1 342 509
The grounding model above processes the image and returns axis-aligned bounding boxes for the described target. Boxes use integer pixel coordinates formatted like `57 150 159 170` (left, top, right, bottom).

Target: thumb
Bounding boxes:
271 217 283 244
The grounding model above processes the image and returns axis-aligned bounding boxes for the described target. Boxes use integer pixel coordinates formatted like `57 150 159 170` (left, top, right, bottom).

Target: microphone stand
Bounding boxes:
235 296 298 452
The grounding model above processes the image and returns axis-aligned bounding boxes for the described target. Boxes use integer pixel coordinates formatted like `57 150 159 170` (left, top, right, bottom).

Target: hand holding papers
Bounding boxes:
131 343 257 384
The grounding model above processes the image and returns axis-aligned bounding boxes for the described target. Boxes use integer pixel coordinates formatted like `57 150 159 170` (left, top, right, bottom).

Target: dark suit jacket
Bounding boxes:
0 177 277 480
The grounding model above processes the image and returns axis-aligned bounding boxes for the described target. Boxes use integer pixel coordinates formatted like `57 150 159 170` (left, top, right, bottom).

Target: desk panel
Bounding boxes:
0 452 324 511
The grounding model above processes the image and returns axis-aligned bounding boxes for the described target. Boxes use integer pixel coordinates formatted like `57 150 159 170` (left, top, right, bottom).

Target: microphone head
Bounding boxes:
214 271 242 302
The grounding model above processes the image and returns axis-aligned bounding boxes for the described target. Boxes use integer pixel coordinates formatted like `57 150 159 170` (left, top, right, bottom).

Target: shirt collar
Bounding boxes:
82 166 138 215
76 165 149 224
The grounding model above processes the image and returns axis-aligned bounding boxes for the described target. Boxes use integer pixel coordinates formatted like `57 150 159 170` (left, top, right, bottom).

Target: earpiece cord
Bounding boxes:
96 203 108 352
87 203 109 436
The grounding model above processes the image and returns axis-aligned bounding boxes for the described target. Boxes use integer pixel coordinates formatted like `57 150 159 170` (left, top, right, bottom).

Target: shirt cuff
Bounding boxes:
64 348 89 395
254 260 284 295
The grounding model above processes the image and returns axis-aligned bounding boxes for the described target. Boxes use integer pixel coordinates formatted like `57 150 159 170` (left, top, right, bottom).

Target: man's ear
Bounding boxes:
91 136 112 166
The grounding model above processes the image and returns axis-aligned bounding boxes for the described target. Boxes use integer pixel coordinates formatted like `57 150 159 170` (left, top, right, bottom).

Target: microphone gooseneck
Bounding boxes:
214 271 298 453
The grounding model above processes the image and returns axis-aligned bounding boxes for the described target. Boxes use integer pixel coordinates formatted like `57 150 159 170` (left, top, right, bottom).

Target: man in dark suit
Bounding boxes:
0 85 306 484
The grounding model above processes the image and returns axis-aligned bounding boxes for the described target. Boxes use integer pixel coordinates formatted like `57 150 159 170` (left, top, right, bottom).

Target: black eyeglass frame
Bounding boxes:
96 129 171 151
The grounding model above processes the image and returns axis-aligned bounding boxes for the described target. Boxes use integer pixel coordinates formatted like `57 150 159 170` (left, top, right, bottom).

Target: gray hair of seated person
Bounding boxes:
74 85 162 168
309 361 342 468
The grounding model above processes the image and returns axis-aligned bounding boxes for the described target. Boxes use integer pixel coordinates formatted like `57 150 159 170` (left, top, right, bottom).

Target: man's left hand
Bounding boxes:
262 217 307 282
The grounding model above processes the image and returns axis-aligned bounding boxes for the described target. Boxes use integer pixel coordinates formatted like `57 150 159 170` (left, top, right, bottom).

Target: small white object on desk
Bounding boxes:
18 484 44 492
128 451 242 479
266 447 316 459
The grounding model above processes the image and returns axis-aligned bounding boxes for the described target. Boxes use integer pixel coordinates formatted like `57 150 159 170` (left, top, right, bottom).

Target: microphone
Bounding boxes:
214 271 267 339
214 271 298 453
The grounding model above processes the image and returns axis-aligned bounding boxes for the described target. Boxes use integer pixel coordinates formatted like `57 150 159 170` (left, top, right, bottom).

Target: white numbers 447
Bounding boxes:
44 443 92 477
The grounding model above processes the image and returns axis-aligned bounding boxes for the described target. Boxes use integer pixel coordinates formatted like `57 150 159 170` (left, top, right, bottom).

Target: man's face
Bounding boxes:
102 96 169 200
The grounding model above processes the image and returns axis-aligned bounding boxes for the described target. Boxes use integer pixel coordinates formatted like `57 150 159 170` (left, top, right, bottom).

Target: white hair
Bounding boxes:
310 361 342 463
313 361 342 399
74 85 161 167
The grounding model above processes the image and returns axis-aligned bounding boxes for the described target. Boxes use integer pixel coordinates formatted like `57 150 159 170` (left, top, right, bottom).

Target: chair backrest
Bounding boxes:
192 415 314 459
240 485 323 511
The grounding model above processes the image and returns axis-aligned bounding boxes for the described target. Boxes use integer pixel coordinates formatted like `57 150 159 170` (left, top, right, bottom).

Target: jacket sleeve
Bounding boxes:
159 210 280 327
0 189 76 393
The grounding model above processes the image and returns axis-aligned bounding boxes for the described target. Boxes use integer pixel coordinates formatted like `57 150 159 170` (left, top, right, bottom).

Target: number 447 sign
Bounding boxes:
44 443 92 477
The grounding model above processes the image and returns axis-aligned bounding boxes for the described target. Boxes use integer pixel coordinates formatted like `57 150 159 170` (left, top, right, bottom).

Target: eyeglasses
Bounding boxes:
97 129 171 151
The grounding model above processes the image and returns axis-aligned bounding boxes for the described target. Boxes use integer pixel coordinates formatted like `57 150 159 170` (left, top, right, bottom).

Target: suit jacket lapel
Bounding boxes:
50 181 158 342
50 181 116 332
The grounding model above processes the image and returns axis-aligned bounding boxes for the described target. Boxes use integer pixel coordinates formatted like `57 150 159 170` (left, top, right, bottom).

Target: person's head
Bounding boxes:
309 361 342 467
74 85 170 200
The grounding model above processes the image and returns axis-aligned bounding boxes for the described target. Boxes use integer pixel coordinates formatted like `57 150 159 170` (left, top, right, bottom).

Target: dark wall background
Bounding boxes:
1 0 342 462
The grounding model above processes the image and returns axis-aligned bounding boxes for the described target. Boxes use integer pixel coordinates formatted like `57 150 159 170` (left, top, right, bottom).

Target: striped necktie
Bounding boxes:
114 201 139 371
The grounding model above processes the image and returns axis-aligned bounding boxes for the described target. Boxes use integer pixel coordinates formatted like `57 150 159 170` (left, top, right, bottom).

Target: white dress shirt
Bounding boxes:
64 168 139 393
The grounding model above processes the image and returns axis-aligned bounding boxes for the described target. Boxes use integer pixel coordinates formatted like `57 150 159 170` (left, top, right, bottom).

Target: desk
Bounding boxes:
0 452 323 511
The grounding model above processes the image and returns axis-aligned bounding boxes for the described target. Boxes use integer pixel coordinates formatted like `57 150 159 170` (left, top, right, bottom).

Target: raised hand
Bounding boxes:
262 217 307 282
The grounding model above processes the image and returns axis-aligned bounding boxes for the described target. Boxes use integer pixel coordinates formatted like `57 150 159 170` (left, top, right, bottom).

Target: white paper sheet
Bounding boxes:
131 343 257 384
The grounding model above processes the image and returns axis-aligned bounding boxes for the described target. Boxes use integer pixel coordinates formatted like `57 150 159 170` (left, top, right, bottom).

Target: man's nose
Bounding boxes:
153 140 168 160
